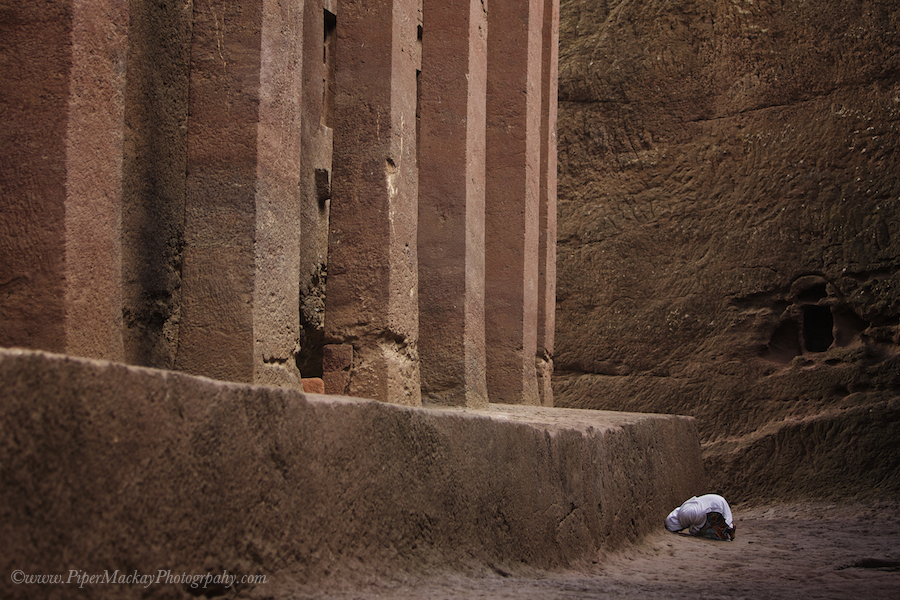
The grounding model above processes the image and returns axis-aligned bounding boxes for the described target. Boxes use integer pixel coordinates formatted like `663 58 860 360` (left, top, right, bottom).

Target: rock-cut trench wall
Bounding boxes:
554 0 900 502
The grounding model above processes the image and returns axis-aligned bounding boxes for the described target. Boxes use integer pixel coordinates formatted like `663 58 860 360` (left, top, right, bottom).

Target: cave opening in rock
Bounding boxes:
803 305 834 352
797 282 828 303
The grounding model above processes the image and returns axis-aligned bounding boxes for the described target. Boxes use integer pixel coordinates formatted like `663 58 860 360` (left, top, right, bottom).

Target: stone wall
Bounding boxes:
0 348 702 598
554 0 900 502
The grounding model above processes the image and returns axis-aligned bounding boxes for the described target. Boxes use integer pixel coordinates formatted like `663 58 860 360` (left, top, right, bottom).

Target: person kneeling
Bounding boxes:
665 493 736 541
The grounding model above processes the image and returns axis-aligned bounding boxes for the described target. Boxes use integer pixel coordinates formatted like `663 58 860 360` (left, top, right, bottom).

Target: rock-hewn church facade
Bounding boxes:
1 0 560 408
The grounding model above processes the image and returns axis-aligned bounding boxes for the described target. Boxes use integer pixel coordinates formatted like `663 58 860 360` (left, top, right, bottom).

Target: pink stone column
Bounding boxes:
537 0 559 407
255 0 306 387
0 1 128 361
177 0 304 387
484 0 545 405
418 0 489 408
326 0 421 405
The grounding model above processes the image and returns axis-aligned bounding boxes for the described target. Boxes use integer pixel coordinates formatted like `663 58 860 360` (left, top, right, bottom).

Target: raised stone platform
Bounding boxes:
0 348 702 597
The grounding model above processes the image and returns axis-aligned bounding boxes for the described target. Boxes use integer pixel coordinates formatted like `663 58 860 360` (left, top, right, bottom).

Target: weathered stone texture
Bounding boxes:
0 0 128 362
0 3 71 352
121 0 192 370
177 0 303 387
554 0 900 501
296 0 336 377
485 0 546 406
327 0 421 405
0 348 702 597
64 0 129 361
176 0 261 382
254 0 305 387
418 0 489 407
537 0 560 407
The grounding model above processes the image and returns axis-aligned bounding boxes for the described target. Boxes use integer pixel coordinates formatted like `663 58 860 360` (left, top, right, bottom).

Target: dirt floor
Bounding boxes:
290 501 900 600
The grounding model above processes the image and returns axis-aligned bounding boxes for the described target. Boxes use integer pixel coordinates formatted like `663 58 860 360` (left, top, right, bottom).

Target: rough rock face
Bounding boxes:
554 0 900 502
0 348 702 596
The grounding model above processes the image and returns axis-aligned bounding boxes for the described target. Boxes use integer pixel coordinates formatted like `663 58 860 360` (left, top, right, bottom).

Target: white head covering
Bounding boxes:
678 498 707 530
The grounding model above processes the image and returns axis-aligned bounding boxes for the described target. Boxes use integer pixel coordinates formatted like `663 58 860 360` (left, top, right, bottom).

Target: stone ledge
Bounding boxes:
0 348 702 596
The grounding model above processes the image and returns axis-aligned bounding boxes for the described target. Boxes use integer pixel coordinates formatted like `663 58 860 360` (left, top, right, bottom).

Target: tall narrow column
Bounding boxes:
0 1 128 361
177 0 304 387
121 0 192 370
254 0 306 387
536 0 559 407
326 0 421 405
418 0 489 407
484 0 544 405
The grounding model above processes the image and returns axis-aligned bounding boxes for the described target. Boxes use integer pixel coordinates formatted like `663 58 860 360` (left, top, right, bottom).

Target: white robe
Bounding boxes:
665 494 734 535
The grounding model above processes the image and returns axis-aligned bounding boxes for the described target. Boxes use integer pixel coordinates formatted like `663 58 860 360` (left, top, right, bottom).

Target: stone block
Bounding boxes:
302 377 326 394
322 343 352 394
0 347 704 591
323 371 350 395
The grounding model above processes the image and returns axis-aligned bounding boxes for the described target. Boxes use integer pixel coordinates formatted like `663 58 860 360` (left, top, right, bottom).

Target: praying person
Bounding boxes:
665 493 736 541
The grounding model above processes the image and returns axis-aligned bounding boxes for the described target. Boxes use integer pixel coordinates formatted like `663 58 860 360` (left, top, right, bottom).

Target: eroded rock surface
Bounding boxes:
554 0 900 501
0 348 701 597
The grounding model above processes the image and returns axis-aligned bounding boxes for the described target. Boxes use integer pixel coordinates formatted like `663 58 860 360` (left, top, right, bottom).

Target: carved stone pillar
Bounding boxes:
326 0 421 405
418 0 489 407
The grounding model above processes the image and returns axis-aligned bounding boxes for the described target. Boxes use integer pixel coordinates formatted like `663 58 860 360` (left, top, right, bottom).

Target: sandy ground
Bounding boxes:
289 501 900 600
